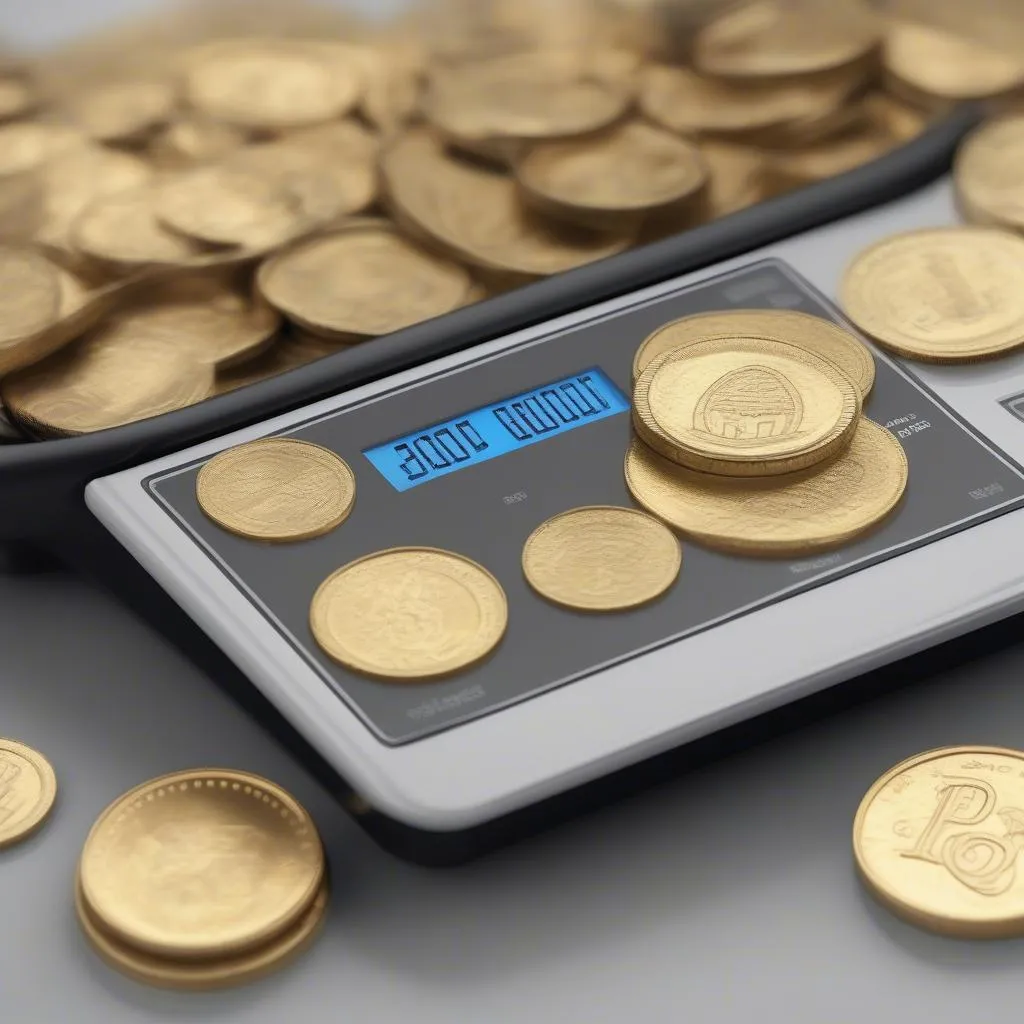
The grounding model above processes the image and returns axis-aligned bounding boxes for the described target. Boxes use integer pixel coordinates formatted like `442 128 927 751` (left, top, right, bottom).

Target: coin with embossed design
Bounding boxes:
841 228 1024 362
632 309 875 397
523 506 681 612
854 746 1024 938
79 768 325 959
310 547 507 681
0 739 57 849
197 438 355 542
634 336 861 477
624 418 906 555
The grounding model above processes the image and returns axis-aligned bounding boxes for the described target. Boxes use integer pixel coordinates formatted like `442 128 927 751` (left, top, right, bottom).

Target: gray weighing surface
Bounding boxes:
8 179 1024 1023
7 5 1024 1017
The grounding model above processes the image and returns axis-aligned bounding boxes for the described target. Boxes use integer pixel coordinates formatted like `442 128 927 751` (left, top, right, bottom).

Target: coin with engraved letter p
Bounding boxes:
854 746 1024 937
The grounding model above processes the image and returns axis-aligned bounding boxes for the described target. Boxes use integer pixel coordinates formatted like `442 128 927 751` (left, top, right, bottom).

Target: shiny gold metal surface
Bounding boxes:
381 128 631 279
197 438 355 542
955 115 1024 231
854 747 1024 938
310 547 508 681
516 122 708 230
841 228 1024 362
79 768 325 960
257 226 471 340
76 875 329 991
522 505 681 611
633 336 861 477
183 39 361 130
624 418 907 555
0 246 60 356
694 0 880 78
884 20 1024 102
2 321 213 436
0 739 57 849
632 309 875 397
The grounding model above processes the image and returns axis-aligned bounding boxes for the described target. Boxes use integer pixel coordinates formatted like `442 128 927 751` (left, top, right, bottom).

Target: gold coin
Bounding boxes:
381 129 630 279
197 438 355 542
883 19 1024 102
258 226 470 341
862 93 926 144
853 746 1024 938
2 322 213 436
66 79 176 144
0 122 84 178
113 279 281 369
698 140 766 218
694 0 880 79
79 768 325 960
840 228 1024 362
765 118 896 190
183 38 361 130
624 418 907 556
0 246 61 354
633 336 861 477
214 340 325 396
72 185 204 270
0 75 36 122
33 144 153 254
426 53 630 150
954 115 1024 232
632 310 875 398
522 506 681 612
0 739 57 849
149 117 247 170
76 875 329 991
310 547 508 681
516 122 707 230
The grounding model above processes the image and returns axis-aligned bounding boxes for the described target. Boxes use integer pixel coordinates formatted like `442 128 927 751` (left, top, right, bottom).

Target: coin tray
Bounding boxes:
87 174 1024 862
0 109 974 548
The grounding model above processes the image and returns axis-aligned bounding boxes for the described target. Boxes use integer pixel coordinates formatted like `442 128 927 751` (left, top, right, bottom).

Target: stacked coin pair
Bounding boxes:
75 768 328 990
0 0 956 443
622 310 908 556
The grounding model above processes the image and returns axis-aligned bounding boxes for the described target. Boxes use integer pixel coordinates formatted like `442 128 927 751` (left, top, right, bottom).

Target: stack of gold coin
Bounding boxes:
624 309 909 556
0 0 985 442
76 768 328 990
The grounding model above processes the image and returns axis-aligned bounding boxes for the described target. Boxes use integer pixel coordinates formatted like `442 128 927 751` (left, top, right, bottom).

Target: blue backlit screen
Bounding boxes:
363 367 629 491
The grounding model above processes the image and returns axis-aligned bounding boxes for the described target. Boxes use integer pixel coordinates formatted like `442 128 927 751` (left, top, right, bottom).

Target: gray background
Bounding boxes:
7 3 1024 1022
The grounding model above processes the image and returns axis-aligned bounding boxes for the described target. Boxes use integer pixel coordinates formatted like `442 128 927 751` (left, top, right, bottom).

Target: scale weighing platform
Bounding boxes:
84 178 1024 863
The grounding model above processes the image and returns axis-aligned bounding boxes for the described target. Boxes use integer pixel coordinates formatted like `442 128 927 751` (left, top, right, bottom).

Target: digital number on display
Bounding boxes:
362 368 629 491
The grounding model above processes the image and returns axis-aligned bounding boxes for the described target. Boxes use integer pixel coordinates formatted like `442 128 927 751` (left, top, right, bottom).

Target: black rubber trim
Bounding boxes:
0 105 978 542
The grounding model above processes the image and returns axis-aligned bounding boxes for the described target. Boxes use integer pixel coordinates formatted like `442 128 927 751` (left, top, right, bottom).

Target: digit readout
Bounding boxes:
362 367 629 491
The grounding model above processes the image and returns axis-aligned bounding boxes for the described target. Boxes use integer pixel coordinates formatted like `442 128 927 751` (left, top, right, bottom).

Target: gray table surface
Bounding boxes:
7 4 1024 1021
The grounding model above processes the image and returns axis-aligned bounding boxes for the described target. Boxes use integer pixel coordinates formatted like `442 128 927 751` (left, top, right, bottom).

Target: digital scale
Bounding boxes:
77 170 1024 864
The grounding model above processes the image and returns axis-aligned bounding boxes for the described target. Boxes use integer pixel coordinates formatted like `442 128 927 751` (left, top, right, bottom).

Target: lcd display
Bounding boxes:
363 367 629 491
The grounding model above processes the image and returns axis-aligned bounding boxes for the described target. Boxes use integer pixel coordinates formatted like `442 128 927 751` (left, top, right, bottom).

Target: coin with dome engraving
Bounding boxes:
633 335 861 477
197 438 355 542
841 228 1024 362
854 746 1024 938
632 309 875 397
523 506 681 612
624 418 907 556
310 547 507 681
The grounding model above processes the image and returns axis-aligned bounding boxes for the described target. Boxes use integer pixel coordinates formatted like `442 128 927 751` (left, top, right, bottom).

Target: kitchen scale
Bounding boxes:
81 172 1024 864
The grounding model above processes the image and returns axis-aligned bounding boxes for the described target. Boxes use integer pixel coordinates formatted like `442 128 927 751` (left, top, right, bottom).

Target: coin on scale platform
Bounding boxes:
310 547 508 681
624 418 907 556
631 309 876 398
522 506 682 612
954 115 1024 232
197 438 356 542
0 738 57 849
853 746 1024 938
632 335 861 477
840 227 1024 362
77 767 328 988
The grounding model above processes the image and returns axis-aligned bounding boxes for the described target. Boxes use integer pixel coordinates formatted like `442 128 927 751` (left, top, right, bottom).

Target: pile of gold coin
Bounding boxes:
75 767 328 989
623 309 908 556
0 0 984 442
